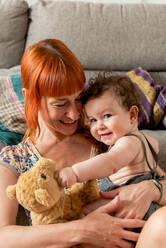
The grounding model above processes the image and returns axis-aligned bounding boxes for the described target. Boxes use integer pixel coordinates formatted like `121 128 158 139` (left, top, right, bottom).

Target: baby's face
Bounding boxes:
84 91 134 146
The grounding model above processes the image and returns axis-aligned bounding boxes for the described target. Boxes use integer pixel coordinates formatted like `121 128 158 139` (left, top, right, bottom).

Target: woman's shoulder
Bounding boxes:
0 139 39 175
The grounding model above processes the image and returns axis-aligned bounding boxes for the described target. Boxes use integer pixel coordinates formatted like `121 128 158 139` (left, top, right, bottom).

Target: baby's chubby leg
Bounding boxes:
136 206 166 248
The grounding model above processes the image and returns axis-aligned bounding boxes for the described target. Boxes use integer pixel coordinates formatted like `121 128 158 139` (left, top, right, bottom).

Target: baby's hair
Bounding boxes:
81 72 142 119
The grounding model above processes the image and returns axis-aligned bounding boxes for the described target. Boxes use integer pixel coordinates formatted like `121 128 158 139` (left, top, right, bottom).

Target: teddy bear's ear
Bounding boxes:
6 185 17 200
34 188 60 208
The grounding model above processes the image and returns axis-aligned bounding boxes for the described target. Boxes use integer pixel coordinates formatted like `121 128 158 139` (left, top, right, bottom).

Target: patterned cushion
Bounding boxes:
0 74 26 145
126 67 166 129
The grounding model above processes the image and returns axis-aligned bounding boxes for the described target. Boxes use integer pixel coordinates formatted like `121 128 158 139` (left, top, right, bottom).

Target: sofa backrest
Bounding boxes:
26 0 166 71
1 0 166 73
0 0 29 69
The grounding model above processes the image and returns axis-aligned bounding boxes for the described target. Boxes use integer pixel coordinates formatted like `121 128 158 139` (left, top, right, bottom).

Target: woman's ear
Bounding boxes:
22 88 28 99
129 105 139 124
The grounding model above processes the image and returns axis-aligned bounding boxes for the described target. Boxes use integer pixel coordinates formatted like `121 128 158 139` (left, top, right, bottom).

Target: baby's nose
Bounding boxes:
97 120 105 129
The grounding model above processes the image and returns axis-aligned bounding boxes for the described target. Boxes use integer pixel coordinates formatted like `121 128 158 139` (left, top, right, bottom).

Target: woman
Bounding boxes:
0 38 163 247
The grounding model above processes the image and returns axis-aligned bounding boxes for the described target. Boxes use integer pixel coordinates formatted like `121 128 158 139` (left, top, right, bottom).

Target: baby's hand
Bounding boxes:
55 167 78 188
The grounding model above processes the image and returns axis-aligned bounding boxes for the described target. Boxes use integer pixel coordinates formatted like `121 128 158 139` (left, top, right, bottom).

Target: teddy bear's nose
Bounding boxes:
41 173 47 180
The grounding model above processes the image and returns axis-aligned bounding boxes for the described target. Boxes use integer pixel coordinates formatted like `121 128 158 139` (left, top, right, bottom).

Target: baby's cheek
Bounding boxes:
90 126 100 141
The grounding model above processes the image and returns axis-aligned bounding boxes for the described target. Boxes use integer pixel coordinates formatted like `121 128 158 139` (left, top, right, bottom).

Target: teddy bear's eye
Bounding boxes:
41 173 47 180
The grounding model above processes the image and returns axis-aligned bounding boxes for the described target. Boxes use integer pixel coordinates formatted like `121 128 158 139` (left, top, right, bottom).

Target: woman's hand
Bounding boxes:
81 197 111 217
100 180 156 219
81 196 145 248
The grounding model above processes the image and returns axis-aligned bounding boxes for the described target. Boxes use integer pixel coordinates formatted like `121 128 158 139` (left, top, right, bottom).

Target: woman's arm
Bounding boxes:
0 165 145 248
82 166 166 221
99 166 166 219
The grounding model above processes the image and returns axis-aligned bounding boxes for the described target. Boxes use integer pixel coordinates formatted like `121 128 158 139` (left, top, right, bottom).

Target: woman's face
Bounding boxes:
39 91 82 136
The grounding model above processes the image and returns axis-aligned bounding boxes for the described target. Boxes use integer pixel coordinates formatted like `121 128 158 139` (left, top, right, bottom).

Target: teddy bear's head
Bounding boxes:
6 158 62 213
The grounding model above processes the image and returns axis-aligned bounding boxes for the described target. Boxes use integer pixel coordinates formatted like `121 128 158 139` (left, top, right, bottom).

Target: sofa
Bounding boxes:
0 0 166 169
0 0 166 227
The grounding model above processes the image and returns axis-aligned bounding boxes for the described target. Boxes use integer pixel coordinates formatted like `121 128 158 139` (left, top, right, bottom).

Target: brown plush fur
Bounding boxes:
6 157 99 225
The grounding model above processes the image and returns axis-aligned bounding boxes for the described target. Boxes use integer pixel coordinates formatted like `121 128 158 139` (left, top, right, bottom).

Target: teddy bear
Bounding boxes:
6 157 99 225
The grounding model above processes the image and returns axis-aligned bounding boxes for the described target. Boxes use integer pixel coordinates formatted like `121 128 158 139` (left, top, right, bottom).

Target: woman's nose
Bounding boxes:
66 104 80 120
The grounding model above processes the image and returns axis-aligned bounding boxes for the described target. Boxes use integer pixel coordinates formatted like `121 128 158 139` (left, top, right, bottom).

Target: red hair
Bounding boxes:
21 39 85 142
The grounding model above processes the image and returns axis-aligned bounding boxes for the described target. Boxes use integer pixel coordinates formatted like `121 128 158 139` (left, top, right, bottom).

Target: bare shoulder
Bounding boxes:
0 165 18 187
117 135 140 148
113 136 141 158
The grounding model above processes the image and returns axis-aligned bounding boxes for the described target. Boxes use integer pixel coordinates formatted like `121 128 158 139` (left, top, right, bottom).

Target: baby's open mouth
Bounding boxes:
100 132 112 137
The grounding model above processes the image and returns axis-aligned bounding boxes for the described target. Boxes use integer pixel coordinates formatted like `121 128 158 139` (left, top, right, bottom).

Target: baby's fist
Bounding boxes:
57 167 77 187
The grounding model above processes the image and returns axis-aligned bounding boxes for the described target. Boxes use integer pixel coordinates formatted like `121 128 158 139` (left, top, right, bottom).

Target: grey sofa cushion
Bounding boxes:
26 0 166 71
0 0 29 69
144 130 166 172
85 70 166 86
0 65 21 76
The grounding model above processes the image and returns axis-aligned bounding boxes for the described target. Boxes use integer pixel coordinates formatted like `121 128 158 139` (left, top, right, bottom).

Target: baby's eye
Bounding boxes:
104 114 111 119
89 118 97 124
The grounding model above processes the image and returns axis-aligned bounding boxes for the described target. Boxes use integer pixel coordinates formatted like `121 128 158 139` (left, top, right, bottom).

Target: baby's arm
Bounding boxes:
72 136 139 182
57 136 140 187
56 167 78 187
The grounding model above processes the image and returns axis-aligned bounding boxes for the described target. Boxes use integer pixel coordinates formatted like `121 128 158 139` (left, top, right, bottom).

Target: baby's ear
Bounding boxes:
6 185 17 200
130 105 139 123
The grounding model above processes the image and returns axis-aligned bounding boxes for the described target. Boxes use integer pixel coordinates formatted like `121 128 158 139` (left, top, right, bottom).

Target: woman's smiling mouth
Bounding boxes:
60 120 78 126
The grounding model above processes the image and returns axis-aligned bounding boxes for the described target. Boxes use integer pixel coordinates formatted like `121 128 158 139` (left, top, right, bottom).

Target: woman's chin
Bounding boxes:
60 121 78 135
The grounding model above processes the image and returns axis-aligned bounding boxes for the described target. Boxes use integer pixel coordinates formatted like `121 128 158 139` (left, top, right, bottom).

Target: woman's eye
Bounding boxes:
75 98 81 102
52 103 66 107
104 114 111 119
56 104 65 107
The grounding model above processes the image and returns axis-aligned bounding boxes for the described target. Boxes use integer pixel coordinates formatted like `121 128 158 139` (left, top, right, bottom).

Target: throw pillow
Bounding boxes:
0 0 29 68
126 67 166 129
0 74 26 145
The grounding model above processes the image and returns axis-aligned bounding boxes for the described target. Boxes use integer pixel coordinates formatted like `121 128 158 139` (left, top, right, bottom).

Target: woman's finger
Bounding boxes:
96 195 120 214
100 188 119 199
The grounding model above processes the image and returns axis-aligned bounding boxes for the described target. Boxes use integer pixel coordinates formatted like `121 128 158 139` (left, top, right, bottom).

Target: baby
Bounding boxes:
56 73 162 207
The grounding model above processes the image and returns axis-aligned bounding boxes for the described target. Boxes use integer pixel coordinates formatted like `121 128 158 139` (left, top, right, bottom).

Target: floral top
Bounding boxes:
0 138 40 176
0 138 98 176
